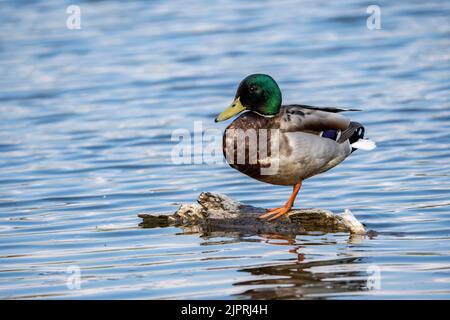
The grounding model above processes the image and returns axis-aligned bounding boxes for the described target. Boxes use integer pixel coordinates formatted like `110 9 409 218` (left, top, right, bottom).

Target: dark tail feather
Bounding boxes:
324 121 369 152
349 124 365 153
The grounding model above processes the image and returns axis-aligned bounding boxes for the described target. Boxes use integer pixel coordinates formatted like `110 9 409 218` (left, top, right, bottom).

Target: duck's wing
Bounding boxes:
279 105 375 150
290 104 361 113
280 105 356 133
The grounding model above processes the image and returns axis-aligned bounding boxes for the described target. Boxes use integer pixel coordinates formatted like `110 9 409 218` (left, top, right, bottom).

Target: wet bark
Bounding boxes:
138 192 366 236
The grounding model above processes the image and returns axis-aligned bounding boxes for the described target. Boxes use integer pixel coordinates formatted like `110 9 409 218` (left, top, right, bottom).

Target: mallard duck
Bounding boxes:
215 74 375 221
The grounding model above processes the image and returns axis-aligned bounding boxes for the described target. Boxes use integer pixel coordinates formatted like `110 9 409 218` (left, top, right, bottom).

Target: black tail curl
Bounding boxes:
349 124 365 153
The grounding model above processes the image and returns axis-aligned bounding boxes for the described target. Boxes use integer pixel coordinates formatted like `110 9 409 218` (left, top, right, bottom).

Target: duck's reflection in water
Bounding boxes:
233 233 373 299
194 230 375 299
235 258 374 299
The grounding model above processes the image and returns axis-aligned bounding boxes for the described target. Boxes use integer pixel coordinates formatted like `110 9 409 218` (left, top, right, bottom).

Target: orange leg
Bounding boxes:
258 181 302 221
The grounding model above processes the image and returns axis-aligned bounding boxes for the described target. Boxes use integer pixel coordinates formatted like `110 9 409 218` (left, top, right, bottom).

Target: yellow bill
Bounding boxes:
215 97 245 122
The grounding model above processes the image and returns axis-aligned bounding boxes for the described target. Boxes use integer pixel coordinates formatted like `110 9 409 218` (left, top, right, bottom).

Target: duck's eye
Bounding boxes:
249 86 257 92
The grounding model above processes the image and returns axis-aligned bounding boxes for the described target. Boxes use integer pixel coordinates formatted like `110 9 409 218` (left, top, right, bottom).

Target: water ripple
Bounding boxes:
0 0 449 299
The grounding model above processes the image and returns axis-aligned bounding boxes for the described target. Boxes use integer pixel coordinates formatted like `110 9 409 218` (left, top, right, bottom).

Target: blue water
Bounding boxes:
0 0 449 299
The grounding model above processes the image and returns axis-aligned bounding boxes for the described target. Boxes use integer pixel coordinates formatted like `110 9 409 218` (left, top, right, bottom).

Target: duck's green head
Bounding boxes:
215 74 282 122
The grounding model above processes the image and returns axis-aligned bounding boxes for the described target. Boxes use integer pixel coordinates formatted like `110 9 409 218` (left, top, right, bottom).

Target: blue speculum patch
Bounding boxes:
321 129 338 140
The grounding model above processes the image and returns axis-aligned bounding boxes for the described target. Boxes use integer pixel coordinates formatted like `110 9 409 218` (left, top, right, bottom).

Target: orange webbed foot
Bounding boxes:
257 181 302 222
258 205 292 221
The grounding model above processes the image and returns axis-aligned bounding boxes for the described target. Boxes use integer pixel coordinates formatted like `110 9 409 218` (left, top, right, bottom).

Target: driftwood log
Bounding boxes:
138 192 366 236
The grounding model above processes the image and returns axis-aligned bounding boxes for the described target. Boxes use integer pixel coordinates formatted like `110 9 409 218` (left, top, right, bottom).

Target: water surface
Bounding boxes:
0 0 449 299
